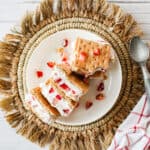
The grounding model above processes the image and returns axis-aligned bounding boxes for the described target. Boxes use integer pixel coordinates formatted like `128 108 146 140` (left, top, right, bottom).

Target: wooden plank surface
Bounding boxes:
0 0 149 40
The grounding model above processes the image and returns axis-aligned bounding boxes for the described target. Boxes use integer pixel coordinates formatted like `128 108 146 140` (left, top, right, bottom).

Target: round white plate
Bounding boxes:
24 29 122 126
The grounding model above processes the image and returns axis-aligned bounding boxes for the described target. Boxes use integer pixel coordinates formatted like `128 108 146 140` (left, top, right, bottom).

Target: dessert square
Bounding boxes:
41 78 78 117
39 65 89 117
71 38 111 76
50 65 89 101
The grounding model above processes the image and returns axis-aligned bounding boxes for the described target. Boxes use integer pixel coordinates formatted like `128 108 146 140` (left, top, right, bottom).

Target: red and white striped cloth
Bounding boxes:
108 94 150 150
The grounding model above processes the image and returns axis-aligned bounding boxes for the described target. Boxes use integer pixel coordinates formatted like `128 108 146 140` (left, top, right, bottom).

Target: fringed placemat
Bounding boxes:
0 0 145 149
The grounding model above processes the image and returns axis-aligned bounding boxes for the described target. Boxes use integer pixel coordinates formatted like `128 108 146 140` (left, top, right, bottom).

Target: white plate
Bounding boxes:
24 29 122 126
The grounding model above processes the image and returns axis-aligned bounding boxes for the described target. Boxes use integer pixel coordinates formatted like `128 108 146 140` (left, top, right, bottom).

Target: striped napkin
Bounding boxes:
108 94 150 150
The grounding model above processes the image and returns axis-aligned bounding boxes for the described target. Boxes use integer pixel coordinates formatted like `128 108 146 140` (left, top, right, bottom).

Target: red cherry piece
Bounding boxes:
63 109 70 114
61 52 68 62
47 61 55 68
52 98 59 106
63 39 69 47
93 48 101 56
97 82 104 91
55 78 62 83
60 83 70 91
36 71 43 78
85 101 93 109
49 87 54 94
56 95 62 100
83 78 89 84
72 90 76 94
62 57 67 62
79 52 87 62
28 101 32 105
96 93 105 101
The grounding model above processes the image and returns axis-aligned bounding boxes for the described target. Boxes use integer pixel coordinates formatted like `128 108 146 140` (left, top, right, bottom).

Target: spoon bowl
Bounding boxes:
130 37 149 63
129 36 150 98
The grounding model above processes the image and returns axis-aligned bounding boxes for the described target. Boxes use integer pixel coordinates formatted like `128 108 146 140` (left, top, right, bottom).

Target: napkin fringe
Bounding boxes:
0 0 144 150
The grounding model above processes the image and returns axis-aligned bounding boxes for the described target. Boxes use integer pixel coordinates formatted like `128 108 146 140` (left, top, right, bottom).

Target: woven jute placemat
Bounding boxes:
0 0 145 149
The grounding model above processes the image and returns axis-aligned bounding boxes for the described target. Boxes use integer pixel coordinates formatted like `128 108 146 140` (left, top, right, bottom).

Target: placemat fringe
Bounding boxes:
18 0 143 42
0 96 15 111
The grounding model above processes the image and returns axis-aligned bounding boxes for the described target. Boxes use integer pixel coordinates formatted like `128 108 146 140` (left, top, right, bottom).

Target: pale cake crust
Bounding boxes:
72 38 111 76
67 74 89 94
57 64 72 75
31 87 60 116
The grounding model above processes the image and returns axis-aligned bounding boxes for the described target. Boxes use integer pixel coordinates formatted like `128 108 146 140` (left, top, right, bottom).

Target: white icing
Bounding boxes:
25 94 52 124
40 83 73 116
68 41 76 64
67 40 76 69
65 40 75 60
50 67 83 101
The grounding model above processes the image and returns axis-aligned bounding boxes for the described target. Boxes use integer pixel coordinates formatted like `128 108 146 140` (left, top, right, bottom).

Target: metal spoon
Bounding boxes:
130 36 150 98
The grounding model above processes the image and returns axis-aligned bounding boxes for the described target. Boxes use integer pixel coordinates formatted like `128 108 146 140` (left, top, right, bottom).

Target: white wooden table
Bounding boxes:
0 0 150 150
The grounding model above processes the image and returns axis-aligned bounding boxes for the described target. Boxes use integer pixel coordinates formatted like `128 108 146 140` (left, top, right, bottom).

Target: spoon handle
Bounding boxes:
141 64 150 98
